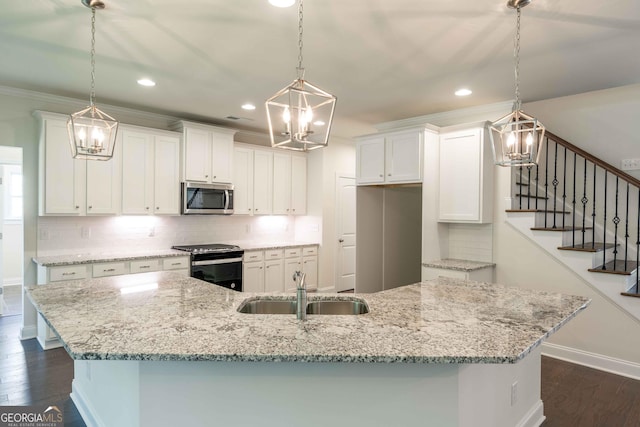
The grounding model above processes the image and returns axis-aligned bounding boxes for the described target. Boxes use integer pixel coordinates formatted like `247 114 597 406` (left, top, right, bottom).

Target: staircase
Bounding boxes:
505 130 640 322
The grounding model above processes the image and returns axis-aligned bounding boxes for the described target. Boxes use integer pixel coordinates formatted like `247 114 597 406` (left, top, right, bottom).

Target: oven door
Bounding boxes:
192 258 243 291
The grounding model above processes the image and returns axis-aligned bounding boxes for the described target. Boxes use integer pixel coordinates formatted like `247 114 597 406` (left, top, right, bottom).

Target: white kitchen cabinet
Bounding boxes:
264 259 284 293
273 153 307 215
121 126 181 215
284 256 303 292
175 121 237 184
36 111 120 216
302 246 319 289
233 146 254 215
252 149 273 215
356 129 423 185
243 250 265 292
438 126 493 223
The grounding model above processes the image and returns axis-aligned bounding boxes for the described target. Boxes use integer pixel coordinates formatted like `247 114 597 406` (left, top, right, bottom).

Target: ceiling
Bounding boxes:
1 0 639 138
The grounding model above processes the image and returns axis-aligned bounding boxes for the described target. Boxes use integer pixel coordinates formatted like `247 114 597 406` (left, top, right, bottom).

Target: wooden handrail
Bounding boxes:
545 130 640 189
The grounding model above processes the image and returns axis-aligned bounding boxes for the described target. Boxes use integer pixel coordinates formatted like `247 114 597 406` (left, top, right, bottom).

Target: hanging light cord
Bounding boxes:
89 7 97 108
296 0 305 80
513 6 521 112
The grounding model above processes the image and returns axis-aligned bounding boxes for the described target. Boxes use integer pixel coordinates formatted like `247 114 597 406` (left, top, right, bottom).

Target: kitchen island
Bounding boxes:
27 272 589 427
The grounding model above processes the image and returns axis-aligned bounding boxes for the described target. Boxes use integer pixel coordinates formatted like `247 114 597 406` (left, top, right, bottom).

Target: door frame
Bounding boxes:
334 173 356 292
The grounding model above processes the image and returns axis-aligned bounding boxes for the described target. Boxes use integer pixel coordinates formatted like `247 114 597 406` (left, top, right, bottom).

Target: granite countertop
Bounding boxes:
32 249 188 267
423 259 496 272
232 241 319 251
26 272 589 364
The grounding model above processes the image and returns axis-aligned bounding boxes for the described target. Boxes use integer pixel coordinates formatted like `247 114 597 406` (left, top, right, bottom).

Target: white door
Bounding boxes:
0 165 4 315
335 176 356 292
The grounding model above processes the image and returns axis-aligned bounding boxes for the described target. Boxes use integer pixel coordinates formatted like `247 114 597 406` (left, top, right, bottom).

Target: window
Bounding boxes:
3 165 22 221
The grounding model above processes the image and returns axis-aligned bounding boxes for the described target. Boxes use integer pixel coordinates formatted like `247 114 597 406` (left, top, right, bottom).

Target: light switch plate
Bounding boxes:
621 158 640 171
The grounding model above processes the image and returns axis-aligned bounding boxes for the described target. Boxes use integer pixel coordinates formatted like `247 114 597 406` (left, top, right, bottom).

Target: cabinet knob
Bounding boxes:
213 175 217 179
255 208 258 212
156 207 160 210
379 174 383 178
205 175 209 178
388 173 391 176
75 205 80 209
339 239 344 243
88 206 92 209
146 207 150 210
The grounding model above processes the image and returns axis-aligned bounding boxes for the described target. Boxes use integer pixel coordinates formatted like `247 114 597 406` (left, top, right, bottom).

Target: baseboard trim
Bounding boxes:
542 342 640 380
2 278 22 287
516 399 545 427
71 380 102 427
20 325 37 340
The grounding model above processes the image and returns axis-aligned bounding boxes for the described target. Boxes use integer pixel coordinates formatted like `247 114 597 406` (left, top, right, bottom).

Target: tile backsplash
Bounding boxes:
447 223 493 263
37 215 320 256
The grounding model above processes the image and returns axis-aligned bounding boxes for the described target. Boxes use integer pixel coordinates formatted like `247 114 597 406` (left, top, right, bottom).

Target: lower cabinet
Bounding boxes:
35 256 190 350
243 245 318 293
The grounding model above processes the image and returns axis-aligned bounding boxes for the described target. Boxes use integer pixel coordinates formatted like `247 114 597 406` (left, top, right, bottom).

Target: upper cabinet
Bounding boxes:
120 125 181 215
35 111 121 216
438 126 493 223
173 121 237 184
273 152 307 215
356 128 423 185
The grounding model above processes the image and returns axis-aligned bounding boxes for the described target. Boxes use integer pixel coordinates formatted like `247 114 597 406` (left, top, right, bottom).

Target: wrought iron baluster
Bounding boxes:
544 138 549 228
519 166 523 210
527 166 532 209
572 152 576 247
535 164 539 210
603 171 608 269
592 164 596 250
637 188 639 293
612 176 620 269
552 142 559 228
624 182 629 272
562 146 567 230
581 157 587 248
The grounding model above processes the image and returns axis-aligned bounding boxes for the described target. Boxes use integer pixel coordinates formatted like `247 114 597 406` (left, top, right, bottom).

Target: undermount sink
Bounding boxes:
237 297 369 315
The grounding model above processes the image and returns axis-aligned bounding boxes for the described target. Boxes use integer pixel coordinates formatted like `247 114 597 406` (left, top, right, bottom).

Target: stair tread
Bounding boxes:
558 242 618 253
621 291 640 298
515 194 549 200
531 227 593 232
588 260 639 275
506 209 570 214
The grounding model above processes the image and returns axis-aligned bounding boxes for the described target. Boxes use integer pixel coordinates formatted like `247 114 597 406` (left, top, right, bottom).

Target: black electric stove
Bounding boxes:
172 244 244 291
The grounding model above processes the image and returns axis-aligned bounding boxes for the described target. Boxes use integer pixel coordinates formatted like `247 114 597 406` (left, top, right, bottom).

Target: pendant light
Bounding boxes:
67 0 118 161
266 0 337 152
489 0 545 167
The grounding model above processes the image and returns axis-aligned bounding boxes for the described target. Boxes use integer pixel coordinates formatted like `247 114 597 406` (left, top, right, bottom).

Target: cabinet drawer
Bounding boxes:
302 246 318 256
130 259 161 274
163 257 190 271
49 265 88 282
284 247 302 258
264 249 284 260
244 251 264 262
93 262 128 278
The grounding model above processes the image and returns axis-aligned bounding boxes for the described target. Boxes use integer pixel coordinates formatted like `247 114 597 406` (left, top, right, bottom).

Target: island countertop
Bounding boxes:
26 272 589 364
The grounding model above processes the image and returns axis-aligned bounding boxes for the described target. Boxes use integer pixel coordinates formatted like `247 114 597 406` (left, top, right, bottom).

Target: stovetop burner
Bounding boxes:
172 243 242 254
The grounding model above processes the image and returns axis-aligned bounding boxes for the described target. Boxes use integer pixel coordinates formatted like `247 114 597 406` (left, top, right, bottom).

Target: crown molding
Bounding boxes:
374 101 513 131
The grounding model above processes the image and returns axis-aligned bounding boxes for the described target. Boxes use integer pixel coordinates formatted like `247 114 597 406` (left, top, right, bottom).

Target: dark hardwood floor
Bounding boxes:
1 313 639 427
0 315 85 426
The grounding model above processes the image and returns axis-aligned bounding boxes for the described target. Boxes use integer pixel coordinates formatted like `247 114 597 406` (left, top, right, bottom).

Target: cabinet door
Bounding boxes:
184 127 211 182
272 152 292 215
264 259 284 293
121 130 154 214
253 150 273 215
438 129 482 222
302 256 318 289
284 257 302 292
385 131 422 183
233 147 254 215
86 141 120 215
154 135 181 214
243 261 264 293
356 137 385 184
290 155 307 215
211 132 233 183
41 118 85 214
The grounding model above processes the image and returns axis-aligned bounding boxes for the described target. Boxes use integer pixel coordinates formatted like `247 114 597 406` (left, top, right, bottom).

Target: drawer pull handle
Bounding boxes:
171 262 181 266
140 265 150 269
104 268 116 272
62 272 76 276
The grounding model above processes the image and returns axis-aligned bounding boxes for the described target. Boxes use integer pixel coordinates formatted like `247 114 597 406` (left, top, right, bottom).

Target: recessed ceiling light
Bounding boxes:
455 88 472 97
269 0 295 7
241 103 256 111
137 78 156 87
313 120 325 126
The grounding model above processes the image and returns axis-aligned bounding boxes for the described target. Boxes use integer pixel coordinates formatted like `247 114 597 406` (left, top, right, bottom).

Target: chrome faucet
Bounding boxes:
293 270 307 320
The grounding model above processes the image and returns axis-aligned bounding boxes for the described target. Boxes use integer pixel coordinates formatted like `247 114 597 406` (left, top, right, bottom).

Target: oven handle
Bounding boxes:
192 258 243 266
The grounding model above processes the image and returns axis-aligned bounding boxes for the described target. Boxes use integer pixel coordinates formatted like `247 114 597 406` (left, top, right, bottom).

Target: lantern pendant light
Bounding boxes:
266 0 337 152
489 0 545 167
67 0 118 161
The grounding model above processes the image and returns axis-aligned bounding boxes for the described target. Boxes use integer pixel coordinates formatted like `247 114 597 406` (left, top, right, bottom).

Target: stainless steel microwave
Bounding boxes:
181 182 234 215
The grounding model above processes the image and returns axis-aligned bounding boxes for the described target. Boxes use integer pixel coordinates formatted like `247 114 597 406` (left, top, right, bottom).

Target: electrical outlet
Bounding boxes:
511 381 518 406
39 228 49 240
621 158 640 171
246 224 251 233
81 227 91 239
148 227 155 237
